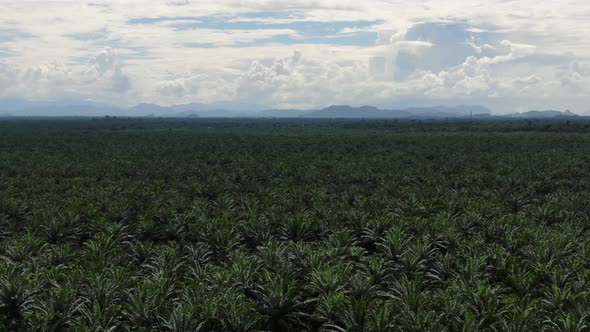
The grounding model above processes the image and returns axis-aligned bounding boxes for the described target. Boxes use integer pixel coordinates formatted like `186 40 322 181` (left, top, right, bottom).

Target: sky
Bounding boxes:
1 0 590 113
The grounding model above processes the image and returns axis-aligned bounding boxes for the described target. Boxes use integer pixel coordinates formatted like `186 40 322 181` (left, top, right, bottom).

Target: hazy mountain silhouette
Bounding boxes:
301 105 491 119
255 109 314 118
401 105 491 117
127 103 169 116
303 105 411 118
507 110 579 118
0 98 584 119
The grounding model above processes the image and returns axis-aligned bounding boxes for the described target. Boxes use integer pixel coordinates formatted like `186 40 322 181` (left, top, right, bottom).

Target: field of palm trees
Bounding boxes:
1 118 590 331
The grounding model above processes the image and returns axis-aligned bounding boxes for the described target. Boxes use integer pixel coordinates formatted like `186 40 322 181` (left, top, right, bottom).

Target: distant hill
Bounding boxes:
401 105 491 118
135 104 494 119
170 102 263 115
165 109 234 118
127 103 169 116
255 109 313 118
170 103 233 117
3 99 587 119
130 102 243 118
303 105 410 118
507 110 579 118
300 105 491 119
169 102 210 112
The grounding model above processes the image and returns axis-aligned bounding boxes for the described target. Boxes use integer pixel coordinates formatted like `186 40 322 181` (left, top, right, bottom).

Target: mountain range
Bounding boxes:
506 110 579 118
0 98 583 119
299 105 493 119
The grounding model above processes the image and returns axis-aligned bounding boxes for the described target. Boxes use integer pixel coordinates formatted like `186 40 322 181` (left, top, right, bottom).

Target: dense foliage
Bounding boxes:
1 119 590 331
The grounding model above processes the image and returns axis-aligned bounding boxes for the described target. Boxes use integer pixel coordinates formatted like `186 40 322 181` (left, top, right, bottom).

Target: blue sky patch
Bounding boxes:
239 11 299 19
184 31 377 48
184 42 218 48
128 13 382 47
0 30 33 43
65 27 109 41
0 49 15 57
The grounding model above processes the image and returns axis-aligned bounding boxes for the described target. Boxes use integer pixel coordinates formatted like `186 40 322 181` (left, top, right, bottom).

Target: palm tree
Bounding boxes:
246 270 316 331
162 304 208 332
0 270 36 331
29 283 83 332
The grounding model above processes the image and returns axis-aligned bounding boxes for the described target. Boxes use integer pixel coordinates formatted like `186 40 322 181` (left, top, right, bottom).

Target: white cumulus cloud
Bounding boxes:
1 0 590 112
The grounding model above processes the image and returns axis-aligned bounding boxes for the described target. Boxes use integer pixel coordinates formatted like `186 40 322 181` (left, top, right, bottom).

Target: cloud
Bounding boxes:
1 0 590 112
156 80 186 97
136 32 590 110
92 47 119 73
490 40 536 64
90 47 131 93
0 47 130 100
0 59 17 94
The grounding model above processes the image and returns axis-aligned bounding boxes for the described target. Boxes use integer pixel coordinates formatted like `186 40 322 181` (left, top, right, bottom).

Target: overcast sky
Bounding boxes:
1 1 589 113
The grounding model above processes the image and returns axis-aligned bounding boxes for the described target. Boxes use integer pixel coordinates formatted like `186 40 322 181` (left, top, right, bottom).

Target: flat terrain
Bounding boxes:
1 119 590 331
